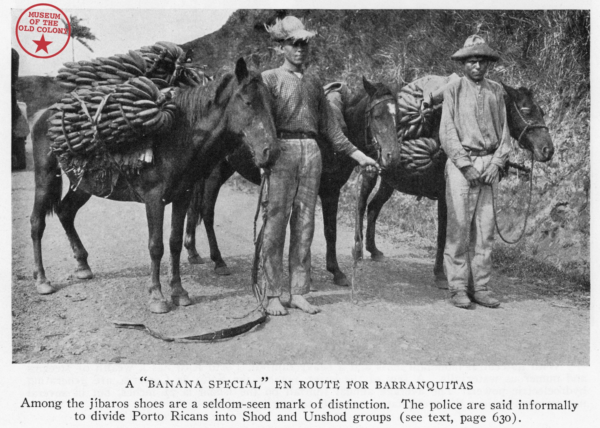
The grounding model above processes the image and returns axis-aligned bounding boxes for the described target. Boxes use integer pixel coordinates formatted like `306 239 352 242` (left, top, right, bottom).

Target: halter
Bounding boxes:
364 94 396 162
512 102 549 149
489 101 547 245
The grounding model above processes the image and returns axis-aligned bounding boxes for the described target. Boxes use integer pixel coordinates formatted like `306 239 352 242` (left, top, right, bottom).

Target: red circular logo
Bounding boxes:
15 3 71 59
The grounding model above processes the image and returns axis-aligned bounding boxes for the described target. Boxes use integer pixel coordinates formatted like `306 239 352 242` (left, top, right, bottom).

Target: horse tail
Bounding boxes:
32 108 63 217
190 178 205 226
46 170 63 217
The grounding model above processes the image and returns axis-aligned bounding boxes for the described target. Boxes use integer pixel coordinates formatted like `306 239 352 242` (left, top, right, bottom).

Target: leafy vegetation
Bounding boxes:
62 15 97 61
186 10 590 289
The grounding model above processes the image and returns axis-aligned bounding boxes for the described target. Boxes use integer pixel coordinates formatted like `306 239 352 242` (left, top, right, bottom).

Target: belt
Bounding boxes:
277 131 317 140
466 148 496 157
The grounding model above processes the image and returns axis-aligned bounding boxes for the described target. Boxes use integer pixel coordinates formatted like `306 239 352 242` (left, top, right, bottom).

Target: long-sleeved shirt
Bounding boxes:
440 76 512 169
261 66 357 156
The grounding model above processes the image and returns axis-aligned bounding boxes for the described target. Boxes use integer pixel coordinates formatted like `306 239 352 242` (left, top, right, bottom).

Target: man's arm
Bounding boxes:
481 87 513 184
318 87 379 169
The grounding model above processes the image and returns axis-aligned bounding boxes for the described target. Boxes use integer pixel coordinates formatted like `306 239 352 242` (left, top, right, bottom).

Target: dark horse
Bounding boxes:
30 58 279 313
354 83 555 286
183 77 399 286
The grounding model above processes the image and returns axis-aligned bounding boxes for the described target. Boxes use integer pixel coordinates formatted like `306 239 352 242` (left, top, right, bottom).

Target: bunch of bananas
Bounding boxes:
138 41 208 87
399 137 441 174
47 76 176 155
396 86 437 141
56 50 150 91
56 41 208 91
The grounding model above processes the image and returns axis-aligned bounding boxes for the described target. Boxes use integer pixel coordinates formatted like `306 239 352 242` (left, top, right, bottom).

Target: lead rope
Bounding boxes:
251 170 270 310
351 169 364 304
114 170 271 340
491 151 534 244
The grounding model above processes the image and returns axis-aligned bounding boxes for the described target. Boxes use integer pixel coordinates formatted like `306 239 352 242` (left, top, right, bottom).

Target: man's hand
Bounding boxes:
460 165 481 187
351 150 381 173
480 163 500 185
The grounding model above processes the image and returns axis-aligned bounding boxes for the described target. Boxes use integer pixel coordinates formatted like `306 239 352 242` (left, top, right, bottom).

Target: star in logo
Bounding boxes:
33 34 53 54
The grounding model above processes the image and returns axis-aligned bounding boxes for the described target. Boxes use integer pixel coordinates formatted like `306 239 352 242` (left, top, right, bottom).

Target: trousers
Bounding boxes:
444 156 496 293
261 139 322 299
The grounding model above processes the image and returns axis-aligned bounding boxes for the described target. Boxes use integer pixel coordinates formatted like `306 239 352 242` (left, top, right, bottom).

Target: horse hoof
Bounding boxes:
75 268 93 280
434 277 449 289
370 252 386 262
172 294 192 307
188 255 205 265
36 282 55 295
351 248 363 261
333 273 349 287
214 266 231 276
149 300 170 314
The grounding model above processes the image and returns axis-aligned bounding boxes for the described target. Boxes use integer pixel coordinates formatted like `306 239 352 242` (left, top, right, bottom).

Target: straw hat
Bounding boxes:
265 16 316 42
451 35 500 62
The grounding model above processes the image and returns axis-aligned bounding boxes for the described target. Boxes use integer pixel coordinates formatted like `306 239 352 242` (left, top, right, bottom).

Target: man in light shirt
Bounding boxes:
261 16 380 316
440 35 512 309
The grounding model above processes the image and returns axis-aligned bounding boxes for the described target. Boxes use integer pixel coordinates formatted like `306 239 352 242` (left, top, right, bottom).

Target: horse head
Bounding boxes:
222 58 279 168
503 83 554 162
362 77 399 169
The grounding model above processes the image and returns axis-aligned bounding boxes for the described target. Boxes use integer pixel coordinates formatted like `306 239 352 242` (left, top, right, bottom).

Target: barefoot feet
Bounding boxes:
266 297 288 316
266 295 321 315
290 295 321 314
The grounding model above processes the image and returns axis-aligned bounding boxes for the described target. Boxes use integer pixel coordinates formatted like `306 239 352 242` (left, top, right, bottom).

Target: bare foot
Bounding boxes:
290 295 321 314
266 297 288 316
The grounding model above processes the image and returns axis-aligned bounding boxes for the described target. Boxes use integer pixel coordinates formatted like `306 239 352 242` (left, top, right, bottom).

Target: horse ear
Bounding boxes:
235 58 249 83
363 76 376 97
501 82 518 100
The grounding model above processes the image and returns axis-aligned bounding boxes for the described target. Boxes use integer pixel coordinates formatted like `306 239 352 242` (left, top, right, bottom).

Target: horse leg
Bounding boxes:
434 194 449 288
145 196 169 313
30 166 62 294
56 188 93 279
169 196 192 307
203 161 235 276
184 179 205 265
365 179 394 261
320 187 348 286
353 172 378 260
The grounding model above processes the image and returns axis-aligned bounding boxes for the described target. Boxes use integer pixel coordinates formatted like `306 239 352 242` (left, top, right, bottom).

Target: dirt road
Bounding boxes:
11 146 589 365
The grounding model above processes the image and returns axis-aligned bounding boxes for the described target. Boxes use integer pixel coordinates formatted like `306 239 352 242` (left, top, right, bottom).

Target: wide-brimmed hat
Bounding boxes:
451 35 500 62
265 16 316 42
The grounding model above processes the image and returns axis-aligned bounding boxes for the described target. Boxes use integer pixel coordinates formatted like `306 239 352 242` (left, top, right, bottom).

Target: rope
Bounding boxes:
250 169 270 311
351 169 364 303
488 102 542 244
113 314 267 342
491 151 535 244
113 170 272 340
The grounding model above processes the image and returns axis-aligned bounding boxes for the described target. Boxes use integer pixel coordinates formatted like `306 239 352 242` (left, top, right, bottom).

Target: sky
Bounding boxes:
11 7 234 76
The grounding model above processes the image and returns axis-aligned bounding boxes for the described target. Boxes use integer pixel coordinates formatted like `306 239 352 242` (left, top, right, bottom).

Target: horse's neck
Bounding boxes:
503 92 521 141
181 107 234 181
344 96 369 150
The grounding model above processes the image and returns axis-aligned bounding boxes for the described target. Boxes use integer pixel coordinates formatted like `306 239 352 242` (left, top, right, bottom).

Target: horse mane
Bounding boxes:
173 72 235 126
346 82 394 110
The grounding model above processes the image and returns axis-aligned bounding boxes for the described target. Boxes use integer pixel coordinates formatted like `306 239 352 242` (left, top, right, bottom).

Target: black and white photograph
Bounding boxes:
5 0 596 426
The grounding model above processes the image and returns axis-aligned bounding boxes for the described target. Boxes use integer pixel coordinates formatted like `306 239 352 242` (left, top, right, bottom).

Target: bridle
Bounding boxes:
364 94 396 163
490 101 549 245
512 101 549 149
